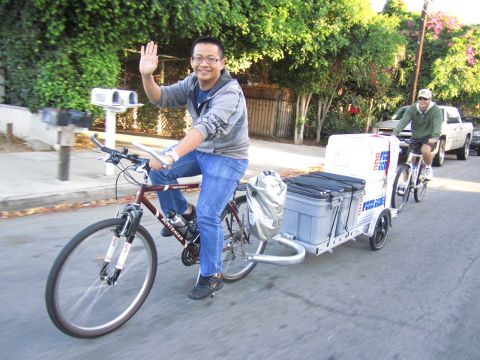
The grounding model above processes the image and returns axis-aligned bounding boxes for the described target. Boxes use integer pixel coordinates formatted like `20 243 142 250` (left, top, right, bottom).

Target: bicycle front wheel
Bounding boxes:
391 165 410 212
45 218 157 338
221 195 266 282
414 164 428 202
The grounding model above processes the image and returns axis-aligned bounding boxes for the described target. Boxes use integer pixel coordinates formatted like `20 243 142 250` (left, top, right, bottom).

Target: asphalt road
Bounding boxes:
1 151 479 360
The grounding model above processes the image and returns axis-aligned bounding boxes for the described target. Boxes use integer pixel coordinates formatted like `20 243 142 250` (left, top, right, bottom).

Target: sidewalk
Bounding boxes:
0 133 325 212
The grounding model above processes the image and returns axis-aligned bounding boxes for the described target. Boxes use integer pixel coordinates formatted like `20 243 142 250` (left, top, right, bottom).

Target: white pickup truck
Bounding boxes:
372 105 473 166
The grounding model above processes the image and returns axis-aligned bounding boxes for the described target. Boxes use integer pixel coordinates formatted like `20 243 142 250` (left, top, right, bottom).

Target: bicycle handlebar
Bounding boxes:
89 133 150 168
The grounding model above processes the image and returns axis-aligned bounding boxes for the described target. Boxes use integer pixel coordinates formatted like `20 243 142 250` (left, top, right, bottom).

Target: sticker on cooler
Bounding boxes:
359 196 385 212
356 180 389 227
374 151 389 172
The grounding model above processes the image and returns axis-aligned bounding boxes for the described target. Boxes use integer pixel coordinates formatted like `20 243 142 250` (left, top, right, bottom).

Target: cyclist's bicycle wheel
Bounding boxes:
414 164 428 202
221 195 266 282
45 218 157 338
391 165 410 211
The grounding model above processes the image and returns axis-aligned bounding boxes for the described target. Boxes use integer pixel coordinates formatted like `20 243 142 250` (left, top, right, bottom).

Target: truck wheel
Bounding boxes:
432 139 445 167
456 137 470 160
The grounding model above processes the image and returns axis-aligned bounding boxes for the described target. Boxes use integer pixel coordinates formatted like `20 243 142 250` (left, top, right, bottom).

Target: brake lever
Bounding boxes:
96 155 108 162
136 163 149 176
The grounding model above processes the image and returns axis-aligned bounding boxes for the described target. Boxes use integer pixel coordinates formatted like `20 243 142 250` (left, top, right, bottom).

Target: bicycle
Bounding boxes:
391 145 429 212
45 134 266 338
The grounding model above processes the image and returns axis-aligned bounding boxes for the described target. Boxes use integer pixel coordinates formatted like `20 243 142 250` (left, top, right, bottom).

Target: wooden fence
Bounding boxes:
241 85 294 138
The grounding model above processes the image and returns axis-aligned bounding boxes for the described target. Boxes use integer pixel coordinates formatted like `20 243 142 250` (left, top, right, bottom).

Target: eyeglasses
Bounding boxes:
418 97 429 101
191 56 220 64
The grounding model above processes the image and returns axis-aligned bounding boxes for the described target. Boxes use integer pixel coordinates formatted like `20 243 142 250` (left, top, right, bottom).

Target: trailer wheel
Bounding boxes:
369 210 391 251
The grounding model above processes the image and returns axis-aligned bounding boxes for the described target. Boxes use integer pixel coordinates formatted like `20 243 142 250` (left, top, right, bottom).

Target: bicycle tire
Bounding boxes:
391 165 410 212
221 195 266 282
414 164 428 202
45 218 157 338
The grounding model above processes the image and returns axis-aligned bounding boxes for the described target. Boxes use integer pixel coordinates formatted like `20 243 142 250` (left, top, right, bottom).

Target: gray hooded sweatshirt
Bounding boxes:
156 69 249 160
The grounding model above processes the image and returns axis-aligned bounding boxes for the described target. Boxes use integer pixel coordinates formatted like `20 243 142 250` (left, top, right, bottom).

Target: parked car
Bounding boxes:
464 116 480 156
372 105 473 166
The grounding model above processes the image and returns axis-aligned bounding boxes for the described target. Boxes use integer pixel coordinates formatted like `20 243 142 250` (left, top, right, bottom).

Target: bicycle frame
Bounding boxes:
135 181 201 246
405 152 424 192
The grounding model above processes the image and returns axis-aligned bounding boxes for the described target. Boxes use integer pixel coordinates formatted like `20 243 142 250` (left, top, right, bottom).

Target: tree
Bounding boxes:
270 0 401 144
0 0 164 113
381 7 480 115
429 26 480 113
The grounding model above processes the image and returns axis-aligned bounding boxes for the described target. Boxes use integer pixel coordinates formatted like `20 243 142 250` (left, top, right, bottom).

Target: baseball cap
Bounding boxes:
417 88 432 99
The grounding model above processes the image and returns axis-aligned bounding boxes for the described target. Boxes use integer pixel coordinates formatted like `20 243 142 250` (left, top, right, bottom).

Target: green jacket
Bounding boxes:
392 103 443 139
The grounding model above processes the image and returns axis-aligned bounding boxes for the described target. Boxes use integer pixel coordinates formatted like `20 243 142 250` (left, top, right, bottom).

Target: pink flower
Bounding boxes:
407 20 413 28
466 46 475 65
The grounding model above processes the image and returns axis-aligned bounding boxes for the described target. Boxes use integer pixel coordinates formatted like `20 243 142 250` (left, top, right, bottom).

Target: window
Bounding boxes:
447 109 460 124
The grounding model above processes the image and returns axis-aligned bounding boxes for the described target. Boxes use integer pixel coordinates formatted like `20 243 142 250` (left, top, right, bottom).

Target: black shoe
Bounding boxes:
183 204 196 222
187 273 224 300
161 226 173 237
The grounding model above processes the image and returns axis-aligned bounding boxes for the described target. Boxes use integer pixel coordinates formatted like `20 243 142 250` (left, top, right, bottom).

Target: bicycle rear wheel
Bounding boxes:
221 195 266 282
391 165 410 212
414 164 428 202
45 218 157 338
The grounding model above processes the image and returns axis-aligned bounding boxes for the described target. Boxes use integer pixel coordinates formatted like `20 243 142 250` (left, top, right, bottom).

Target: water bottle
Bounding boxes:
167 210 188 235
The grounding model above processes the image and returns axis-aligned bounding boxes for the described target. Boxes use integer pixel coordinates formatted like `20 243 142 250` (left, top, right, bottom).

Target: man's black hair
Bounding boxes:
191 36 224 59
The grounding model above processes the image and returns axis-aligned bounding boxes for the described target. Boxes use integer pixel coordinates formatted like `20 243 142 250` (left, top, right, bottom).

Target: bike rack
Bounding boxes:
246 233 306 265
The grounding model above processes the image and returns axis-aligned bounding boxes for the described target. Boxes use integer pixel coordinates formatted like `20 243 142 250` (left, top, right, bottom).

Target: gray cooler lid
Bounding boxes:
305 171 366 192
284 176 342 200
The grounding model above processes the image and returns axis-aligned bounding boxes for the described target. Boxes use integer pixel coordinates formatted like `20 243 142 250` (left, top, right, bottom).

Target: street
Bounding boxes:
1 152 480 360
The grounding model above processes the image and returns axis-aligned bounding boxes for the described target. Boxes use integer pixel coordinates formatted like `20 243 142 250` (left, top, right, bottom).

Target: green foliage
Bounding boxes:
386 7 480 114
34 42 121 115
321 107 365 139
382 0 407 16
429 27 480 111
0 0 164 111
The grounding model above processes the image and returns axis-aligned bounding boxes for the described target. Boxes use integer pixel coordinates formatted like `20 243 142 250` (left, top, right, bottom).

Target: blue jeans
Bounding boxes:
149 150 248 276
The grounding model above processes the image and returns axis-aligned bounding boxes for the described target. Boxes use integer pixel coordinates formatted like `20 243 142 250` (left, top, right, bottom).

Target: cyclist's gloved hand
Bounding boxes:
149 153 173 170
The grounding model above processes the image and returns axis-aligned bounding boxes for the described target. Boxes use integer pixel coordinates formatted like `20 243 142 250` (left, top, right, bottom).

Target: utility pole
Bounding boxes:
409 0 430 104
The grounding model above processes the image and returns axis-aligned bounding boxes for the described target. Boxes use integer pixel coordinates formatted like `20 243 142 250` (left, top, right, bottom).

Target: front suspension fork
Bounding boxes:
100 204 143 284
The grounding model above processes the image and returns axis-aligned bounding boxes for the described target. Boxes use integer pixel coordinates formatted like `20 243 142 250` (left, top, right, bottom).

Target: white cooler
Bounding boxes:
325 134 399 185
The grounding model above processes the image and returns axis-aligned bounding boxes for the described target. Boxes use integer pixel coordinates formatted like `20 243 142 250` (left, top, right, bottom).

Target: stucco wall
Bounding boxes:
0 105 59 147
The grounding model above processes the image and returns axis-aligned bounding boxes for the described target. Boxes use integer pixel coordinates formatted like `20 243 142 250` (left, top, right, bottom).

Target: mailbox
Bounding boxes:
68 110 93 128
42 108 93 128
42 108 70 126
91 88 121 107
90 87 142 176
117 90 138 106
90 88 139 107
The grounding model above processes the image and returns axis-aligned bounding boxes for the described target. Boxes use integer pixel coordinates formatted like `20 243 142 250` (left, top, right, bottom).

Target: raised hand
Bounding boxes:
139 41 159 76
